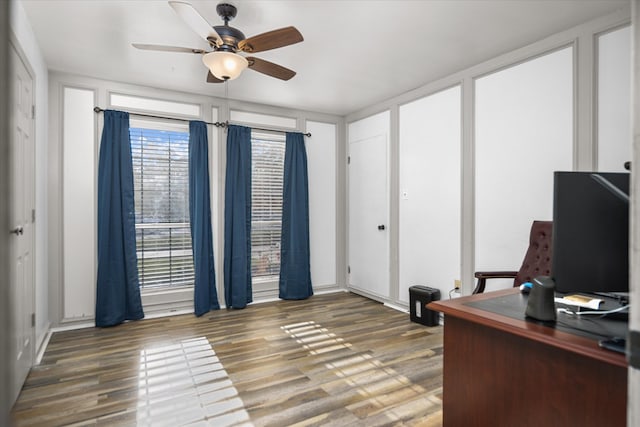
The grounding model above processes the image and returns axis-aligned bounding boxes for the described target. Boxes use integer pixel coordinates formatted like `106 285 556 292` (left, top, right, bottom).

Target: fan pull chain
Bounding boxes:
224 80 230 131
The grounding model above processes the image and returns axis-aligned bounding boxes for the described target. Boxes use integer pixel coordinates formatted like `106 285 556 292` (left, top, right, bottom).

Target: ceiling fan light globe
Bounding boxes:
202 51 248 80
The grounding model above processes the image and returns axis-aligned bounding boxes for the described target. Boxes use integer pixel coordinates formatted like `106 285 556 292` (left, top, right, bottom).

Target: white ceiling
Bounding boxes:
20 0 628 116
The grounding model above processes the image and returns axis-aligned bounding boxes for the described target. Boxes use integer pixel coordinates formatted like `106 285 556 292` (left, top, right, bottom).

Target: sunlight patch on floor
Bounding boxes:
281 321 439 422
282 321 351 355
137 337 253 427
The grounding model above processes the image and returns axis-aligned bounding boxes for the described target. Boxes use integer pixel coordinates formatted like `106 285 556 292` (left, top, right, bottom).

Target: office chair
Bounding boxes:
473 220 553 294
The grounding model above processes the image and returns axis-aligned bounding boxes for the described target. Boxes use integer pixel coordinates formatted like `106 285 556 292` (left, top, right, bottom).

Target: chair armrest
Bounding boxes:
474 271 518 279
473 271 518 294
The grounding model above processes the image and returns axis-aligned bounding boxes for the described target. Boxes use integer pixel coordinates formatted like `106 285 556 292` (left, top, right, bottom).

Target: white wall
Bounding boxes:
598 25 632 172
306 120 337 289
474 47 573 290
10 0 49 349
62 87 95 319
399 86 461 302
347 8 630 304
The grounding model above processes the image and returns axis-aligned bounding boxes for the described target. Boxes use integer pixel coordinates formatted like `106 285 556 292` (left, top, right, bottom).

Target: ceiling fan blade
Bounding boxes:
247 57 296 81
169 1 221 45
132 43 206 54
239 26 303 53
206 71 224 83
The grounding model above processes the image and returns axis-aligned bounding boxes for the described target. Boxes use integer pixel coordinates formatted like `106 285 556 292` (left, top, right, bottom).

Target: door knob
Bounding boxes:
378 225 385 231
10 227 23 235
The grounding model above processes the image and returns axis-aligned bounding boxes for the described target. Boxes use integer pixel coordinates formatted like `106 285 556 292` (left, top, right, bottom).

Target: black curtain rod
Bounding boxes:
93 107 311 137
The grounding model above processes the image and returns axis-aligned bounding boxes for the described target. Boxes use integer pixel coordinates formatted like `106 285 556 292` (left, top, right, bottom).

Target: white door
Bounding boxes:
9 43 35 404
348 134 389 298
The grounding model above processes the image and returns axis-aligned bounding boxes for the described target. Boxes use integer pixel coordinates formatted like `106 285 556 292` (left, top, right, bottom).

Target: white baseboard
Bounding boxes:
384 301 409 313
35 328 52 365
50 321 94 333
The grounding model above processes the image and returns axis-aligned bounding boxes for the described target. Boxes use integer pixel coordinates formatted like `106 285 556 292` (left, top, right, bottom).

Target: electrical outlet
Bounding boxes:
454 279 461 288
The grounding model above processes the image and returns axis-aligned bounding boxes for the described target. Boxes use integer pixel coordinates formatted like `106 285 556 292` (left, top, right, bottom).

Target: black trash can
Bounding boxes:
409 285 441 326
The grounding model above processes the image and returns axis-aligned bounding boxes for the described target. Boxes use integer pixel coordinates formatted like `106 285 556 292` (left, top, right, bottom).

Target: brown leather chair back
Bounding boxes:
513 220 553 287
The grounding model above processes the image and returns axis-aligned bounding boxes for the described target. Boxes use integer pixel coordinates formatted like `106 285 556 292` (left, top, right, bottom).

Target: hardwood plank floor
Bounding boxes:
11 292 443 426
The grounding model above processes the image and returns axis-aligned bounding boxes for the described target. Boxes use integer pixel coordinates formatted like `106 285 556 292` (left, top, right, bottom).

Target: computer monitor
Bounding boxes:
552 171 630 294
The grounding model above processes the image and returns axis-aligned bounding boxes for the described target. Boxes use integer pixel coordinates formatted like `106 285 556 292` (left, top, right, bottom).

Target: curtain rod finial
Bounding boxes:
93 106 102 113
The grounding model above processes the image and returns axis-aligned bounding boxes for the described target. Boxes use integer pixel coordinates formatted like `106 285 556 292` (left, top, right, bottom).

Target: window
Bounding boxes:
130 123 194 290
251 132 286 283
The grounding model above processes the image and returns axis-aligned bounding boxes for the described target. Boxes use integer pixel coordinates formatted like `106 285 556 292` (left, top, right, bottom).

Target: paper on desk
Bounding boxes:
554 294 603 310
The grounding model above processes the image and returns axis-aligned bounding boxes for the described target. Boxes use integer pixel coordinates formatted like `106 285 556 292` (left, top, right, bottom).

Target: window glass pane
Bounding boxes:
131 126 194 290
251 133 285 282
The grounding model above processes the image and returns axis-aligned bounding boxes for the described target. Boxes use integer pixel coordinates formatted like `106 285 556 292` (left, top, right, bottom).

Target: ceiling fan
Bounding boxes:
133 1 303 82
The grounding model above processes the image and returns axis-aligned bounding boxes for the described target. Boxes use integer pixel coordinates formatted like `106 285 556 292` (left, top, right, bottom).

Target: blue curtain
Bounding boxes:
189 121 220 316
223 125 253 308
96 110 144 327
279 132 313 300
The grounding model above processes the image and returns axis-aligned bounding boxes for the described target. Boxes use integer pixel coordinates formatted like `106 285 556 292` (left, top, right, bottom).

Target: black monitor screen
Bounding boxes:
552 171 629 294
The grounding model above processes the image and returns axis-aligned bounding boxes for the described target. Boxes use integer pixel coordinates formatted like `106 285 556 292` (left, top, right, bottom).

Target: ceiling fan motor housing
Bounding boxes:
213 25 245 51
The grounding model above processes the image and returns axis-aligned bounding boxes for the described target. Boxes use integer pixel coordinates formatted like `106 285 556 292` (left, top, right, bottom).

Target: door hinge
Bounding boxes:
348 156 350 165
348 265 351 274
32 209 35 223
31 313 35 328
32 105 35 120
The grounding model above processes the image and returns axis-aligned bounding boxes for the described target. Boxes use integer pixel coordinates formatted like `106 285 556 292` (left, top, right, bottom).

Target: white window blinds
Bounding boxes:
251 133 286 282
130 126 194 289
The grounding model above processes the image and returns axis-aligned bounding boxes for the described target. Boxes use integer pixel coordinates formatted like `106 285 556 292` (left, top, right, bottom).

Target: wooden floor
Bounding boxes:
11 292 443 427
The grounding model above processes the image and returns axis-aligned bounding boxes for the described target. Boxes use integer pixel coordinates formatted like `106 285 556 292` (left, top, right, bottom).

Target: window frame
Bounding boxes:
250 130 286 287
130 118 194 294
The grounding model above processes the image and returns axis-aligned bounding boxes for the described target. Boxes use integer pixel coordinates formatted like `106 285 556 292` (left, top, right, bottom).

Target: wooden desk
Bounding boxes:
428 288 628 427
